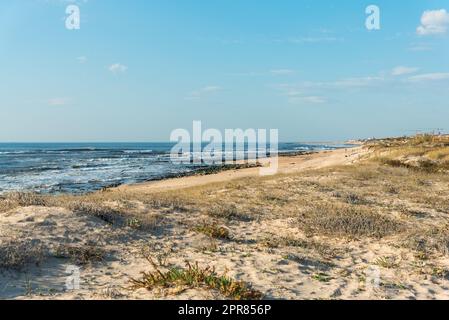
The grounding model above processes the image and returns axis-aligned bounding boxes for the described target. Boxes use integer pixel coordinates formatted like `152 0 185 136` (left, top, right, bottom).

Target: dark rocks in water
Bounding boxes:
99 163 262 192
146 162 263 182
279 151 316 157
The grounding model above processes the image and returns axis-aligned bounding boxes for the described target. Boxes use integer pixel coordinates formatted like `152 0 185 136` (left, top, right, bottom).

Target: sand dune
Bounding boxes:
1 140 449 300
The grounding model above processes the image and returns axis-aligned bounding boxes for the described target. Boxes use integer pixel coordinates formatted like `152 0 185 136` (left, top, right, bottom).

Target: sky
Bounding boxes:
0 0 448 142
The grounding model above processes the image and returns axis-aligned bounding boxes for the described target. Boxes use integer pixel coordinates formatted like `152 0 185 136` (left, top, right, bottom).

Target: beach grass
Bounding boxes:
130 258 263 300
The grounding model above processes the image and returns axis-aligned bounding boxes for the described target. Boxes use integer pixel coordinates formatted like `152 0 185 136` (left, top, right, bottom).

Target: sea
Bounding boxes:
0 142 353 194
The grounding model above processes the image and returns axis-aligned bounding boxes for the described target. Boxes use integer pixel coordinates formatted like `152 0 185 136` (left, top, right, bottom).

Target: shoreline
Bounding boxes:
0 147 358 196
118 146 365 194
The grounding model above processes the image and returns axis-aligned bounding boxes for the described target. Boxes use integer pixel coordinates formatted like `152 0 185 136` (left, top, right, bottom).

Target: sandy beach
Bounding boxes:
120 147 365 193
1 137 449 300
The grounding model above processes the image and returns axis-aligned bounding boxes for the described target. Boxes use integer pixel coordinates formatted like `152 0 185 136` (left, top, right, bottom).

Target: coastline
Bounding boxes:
4 136 449 300
118 146 365 194
0 142 355 196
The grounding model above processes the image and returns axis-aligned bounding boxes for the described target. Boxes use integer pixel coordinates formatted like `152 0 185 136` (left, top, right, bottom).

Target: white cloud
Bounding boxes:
274 84 327 105
287 94 326 105
332 76 383 88
285 90 302 97
199 86 221 93
185 86 221 100
226 72 264 77
279 36 343 44
275 76 384 94
391 66 419 76
48 98 70 106
274 74 387 105
408 73 449 82
299 96 326 104
77 56 87 63
417 9 449 35
227 69 296 77
408 44 433 52
270 69 295 75
109 63 128 74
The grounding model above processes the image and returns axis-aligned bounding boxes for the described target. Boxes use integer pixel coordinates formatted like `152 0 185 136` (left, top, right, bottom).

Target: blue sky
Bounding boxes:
1 0 448 142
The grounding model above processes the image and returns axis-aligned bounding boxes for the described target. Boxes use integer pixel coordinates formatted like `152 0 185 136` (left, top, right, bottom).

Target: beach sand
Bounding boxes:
1 140 449 300
120 147 365 193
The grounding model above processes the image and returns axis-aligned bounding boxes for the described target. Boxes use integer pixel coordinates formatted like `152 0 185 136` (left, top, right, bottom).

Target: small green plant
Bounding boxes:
374 256 399 269
312 272 332 283
126 218 142 229
130 258 263 300
24 276 34 296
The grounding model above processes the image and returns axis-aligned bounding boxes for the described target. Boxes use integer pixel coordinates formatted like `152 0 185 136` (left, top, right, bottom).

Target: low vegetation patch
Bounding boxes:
130 258 263 300
125 213 163 231
54 244 106 265
312 272 333 283
404 226 449 256
298 203 403 239
380 158 446 173
143 195 191 213
261 235 339 259
369 134 449 173
194 223 231 240
0 192 48 213
68 201 124 225
374 256 400 269
207 204 253 221
0 238 46 270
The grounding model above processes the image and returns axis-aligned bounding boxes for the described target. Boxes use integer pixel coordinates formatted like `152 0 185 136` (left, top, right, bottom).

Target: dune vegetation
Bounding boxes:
1 134 449 299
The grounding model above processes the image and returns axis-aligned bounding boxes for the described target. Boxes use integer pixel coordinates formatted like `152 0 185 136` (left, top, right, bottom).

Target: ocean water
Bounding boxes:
0 142 351 194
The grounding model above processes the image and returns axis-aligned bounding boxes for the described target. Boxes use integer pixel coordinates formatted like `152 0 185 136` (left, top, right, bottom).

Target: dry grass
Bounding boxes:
0 192 48 213
374 256 400 269
194 223 231 240
298 203 403 239
207 204 253 221
380 158 448 173
368 134 449 173
54 244 106 265
404 225 449 256
130 258 263 300
67 201 123 224
0 238 46 270
427 147 449 161
260 235 339 259
125 214 163 231
367 134 449 150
